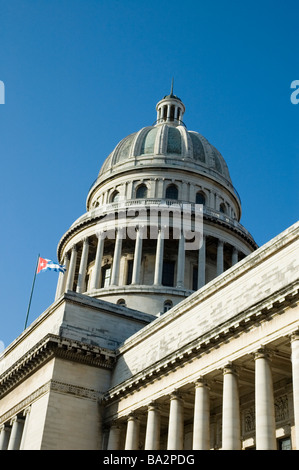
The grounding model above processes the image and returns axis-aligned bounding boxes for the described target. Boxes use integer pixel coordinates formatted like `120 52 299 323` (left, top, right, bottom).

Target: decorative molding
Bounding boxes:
0 335 116 399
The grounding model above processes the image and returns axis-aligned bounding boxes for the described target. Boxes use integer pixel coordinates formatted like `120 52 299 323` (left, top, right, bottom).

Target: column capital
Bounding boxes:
290 330 299 342
169 389 184 402
222 362 239 376
147 401 160 412
253 346 273 361
194 376 209 389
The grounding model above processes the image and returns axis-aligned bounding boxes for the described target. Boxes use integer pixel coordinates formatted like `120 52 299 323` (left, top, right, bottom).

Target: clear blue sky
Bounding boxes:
0 0 298 349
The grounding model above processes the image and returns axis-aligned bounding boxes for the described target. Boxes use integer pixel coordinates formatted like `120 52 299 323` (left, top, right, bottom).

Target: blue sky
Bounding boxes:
0 0 298 349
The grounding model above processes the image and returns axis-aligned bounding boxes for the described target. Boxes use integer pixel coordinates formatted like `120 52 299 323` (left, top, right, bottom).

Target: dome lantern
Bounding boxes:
155 79 185 126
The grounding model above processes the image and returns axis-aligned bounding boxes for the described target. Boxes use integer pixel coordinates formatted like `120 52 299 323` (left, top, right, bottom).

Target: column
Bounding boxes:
216 239 224 276
7 416 24 450
90 233 105 290
145 402 161 450
254 348 276 450
232 246 238 266
197 235 206 289
154 228 164 285
107 422 121 450
124 414 140 450
0 424 10 450
176 233 185 288
222 364 241 450
131 227 143 284
193 378 210 450
291 332 299 450
19 407 31 450
76 238 89 293
167 391 184 450
110 229 123 286
55 253 69 299
66 245 77 291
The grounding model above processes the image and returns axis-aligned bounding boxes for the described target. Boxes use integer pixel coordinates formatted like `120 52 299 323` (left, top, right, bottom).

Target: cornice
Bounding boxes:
103 281 299 404
0 334 116 399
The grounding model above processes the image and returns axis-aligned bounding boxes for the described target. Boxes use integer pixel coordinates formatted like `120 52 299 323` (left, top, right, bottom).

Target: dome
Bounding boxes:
98 124 232 185
95 89 236 203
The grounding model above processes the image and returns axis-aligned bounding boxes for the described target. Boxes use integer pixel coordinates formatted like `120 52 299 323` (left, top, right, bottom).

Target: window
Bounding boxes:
126 259 133 285
111 191 120 203
136 184 147 199
196 192 206 205
165 184 178 200
117 299 126 307
162 260 175 287
278 437 292 450
163 300 173 313
219 203 226 214
101 265 111 287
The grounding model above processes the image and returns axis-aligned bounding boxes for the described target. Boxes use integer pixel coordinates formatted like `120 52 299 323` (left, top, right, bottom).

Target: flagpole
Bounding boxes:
24 253 40 330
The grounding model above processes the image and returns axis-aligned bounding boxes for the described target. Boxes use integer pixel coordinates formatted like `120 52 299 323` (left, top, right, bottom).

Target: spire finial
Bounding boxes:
170 77 174 96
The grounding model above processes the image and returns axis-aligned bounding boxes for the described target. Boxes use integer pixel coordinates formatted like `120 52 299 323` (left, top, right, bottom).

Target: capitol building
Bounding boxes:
0 88 298 451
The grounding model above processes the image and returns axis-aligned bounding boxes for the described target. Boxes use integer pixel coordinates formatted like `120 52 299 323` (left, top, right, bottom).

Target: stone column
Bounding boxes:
291 332 299 450
76 238 89 293
111 229 123 286
66 245 77 291
222 364 241 450
232 247 238 266
176 233 185 288
0 424 10 450
7 416 24 450
193 378 210 450
254 348 276 450
131 227 143 284
154 228 164 285
107 422 122 450
197 235 206 289
90 233 105 290
19 407 31 450
125 414 140 450
55 253 70 298
145 402 161 450
167 391 184 450
216 239 224 276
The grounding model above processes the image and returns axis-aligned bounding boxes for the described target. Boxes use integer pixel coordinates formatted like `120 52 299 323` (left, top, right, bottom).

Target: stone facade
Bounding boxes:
0 89 298 450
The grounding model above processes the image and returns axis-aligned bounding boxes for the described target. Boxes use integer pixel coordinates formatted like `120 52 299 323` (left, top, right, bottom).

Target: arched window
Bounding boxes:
220 203 226 214
196 192 206 205
101 265 111 288
165 184 178 200
136 184 147 199
163 300 173 313
117 299 126 307
111 191 120 203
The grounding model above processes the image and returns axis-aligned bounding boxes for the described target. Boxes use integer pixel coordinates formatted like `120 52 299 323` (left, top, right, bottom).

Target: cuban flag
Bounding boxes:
37 257 66 274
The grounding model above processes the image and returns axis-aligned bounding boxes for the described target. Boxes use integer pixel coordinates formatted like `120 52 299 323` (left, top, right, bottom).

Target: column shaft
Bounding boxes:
66 246 77 291
111 229 123 286
131 228 143 284
90 234 105 290
56 254 69 298
197 235 206 289
107 424 121 450
154 229 164 285
232 247 238 266
76 238 89 293
193 379 210 450
222 364 241 450
125 415 139 450
176 234 185 288
255 349 276 450
167 392 184 450
0 425 10 450
7 417 24 450
145 403 161 450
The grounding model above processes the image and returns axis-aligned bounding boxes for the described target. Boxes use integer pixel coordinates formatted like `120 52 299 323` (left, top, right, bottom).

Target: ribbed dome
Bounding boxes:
98 123 231 184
